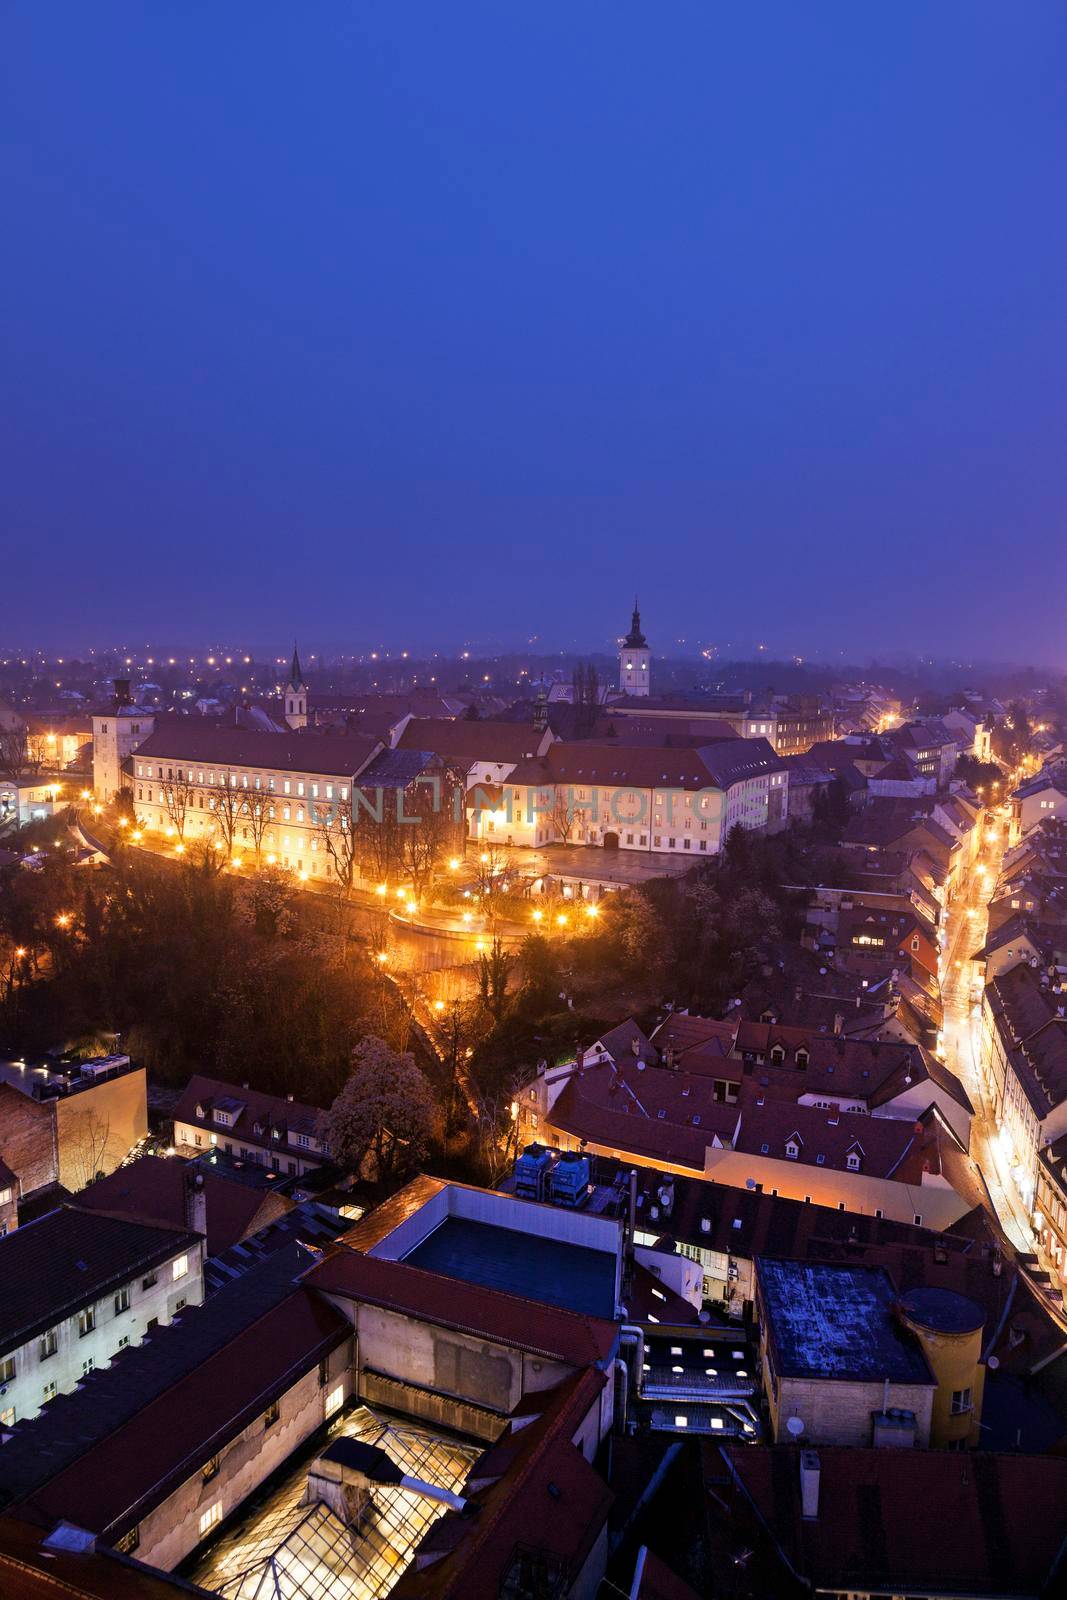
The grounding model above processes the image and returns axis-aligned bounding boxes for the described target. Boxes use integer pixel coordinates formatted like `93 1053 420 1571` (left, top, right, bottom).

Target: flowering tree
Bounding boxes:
320 1035 436 1186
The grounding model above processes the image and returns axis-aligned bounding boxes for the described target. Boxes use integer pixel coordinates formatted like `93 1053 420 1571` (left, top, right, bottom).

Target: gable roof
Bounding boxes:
171 1074 326 1147
0 1206 199 1353
395 718 547 764
301 1246 617 1367
132 726 381 779
18 1287 348 1540
76 1154 294 1256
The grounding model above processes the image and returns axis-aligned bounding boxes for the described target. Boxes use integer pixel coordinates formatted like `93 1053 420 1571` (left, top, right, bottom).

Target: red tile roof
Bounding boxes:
301 1245 617 1366
546 1065 737 1174
77 1154 294 1256
722 1445 1067 1598
394 1367 611 1600
396 718 547 763
0 1516 208 1600
171 1074 327 1157
132 726 381 778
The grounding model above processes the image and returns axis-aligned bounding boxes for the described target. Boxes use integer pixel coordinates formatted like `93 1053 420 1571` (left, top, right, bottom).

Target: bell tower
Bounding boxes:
285 643 308 729
618 601 651 697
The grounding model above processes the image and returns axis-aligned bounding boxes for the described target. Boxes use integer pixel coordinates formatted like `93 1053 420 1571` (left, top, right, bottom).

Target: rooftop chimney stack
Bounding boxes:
799 1450 821 1520
185 1169 207 1238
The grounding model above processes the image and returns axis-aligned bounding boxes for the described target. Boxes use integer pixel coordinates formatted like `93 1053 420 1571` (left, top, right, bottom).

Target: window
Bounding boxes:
115 1527 140 1554
913 1214 923 1227
115 1335 130 1353
264 1400 280 1429
173 1254 189 1281
77 1307 95 1338
846 1151 861 1172
785 1141 799 1160
81 1357 94 1376
0 1357 14 1384
39 1329 57 1361
42 1380 58 1404
142 1272 158 1290
202 1454 220 1482
174 1296 187 1313
0 1407 14 1428
114 1287 130 1315
325 1385 344 1417
950 1387 973 1415
199 1502 222 1537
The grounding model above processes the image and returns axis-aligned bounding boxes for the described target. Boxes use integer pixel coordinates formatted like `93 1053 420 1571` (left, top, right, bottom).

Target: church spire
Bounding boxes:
289 641 304 688
624 598 647 649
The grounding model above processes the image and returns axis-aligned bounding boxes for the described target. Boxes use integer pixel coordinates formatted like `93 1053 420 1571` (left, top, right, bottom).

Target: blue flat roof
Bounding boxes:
403 1216 616 1319
757 1258 935 1385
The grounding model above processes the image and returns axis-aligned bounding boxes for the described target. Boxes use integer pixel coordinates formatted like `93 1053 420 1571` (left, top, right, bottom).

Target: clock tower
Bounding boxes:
619 602 651 697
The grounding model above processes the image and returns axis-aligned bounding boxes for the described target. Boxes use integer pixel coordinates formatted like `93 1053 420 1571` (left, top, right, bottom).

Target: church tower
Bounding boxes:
284 643 308 729
618 602 651 697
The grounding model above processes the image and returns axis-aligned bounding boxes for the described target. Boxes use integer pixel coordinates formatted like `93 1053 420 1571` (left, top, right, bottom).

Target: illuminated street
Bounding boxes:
939 807 1034 1255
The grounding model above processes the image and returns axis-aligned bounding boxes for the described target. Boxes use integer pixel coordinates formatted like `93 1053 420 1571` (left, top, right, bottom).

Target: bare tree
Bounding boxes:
207 780 246 858
0 727 43 785
162 775 196 842
400 776 457 901
62 1108 114 1191
549 784 578 844
244 794 272 860
356 787 403 885
315 795 361 920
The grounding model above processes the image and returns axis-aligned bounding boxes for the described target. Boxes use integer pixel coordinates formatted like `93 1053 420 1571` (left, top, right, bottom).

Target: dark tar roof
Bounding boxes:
756 1257 934 1385
899 1285 985 1334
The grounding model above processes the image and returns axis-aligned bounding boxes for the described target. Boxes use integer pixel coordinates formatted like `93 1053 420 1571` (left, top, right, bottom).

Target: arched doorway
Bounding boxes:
603 831 620 851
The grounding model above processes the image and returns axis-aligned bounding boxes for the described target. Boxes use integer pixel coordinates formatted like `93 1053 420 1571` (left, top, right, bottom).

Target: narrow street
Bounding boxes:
939 808 1034 1253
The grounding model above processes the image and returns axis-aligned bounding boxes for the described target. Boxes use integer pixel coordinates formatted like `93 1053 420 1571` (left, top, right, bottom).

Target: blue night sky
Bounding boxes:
2 3 1065 661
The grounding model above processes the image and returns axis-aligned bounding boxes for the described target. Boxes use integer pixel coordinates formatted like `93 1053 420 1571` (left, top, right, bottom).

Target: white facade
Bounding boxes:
92 709 155 800
618 605 651 696
471 769 788 856
0 1239 204 1429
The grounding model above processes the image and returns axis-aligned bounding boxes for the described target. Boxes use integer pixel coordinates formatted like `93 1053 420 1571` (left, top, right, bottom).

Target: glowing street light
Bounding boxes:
585 903 599 919
448 858 460 871
556 913 568 927
532 909 543 923
376 950 388 965
375 884 387 897
433 999 445 1012
55 913 71 929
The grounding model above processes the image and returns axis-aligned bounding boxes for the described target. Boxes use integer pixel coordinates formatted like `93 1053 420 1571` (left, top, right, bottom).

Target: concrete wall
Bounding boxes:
134 1341 352 1571
55 1067 148 1192
772 1374 934 1447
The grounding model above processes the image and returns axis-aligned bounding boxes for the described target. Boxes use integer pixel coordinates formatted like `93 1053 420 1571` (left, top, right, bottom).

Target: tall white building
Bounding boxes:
618 603 651 697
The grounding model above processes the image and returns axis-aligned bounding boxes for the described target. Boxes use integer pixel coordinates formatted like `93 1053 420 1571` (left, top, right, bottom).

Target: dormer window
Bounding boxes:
253 1122 264 1136
770 1046 786 1064
213 1110 231 1127
785 1139 800 1160
846 1148 862 1171
195 1103 205 1118
795 1049 809 1068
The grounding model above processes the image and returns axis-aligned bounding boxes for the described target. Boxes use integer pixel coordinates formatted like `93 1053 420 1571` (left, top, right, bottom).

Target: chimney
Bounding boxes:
799 1451 821 1520
113 677 132 708
185 1170 207 1238
833 1012 844 1036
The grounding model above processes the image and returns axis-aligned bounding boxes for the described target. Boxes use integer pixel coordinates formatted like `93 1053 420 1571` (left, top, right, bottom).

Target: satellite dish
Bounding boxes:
786 1416 805 1438
745 1178 757 1190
